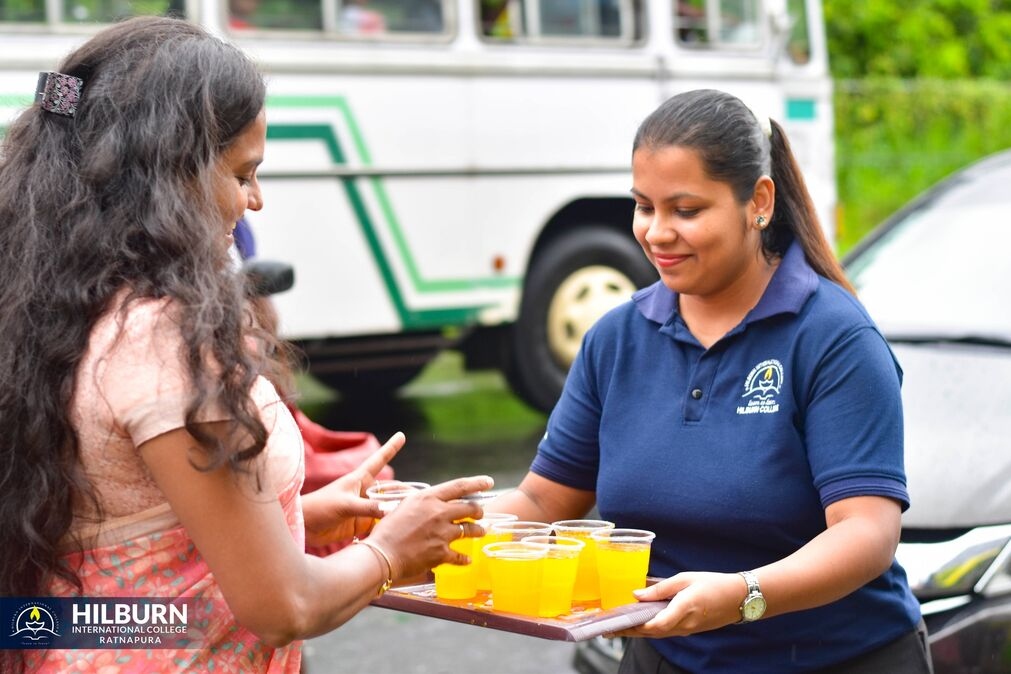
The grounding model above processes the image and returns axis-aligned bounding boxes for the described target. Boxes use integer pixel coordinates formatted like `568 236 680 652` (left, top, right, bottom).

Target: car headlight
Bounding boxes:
897 523 1011 603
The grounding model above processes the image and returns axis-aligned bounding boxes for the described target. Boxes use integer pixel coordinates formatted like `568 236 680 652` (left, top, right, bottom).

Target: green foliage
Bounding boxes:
825 0 1011 79
834 78 1011 253
825 1 1011 252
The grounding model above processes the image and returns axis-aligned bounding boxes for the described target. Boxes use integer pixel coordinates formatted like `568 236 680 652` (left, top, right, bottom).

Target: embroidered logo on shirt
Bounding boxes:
737 359 783 415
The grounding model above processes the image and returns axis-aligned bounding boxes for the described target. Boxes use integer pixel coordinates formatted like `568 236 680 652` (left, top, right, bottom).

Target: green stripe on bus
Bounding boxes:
367 175 519 293
0 95 32 107
267 123 485 329
786 98 816 120
267 95 519 292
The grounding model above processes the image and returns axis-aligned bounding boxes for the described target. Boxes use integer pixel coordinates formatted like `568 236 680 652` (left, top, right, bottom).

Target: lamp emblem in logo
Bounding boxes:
10 603 61 645
737 359 783 415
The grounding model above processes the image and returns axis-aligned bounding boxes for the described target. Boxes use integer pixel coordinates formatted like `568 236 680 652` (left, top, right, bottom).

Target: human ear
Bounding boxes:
749 176 775 228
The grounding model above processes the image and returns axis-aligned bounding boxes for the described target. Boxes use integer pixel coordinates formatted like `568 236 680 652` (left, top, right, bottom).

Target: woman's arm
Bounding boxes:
487 471 596 523
140 424 492 647
615 495 902 637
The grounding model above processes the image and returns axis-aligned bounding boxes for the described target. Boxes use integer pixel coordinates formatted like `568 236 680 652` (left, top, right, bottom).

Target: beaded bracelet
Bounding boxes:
355 538 394 597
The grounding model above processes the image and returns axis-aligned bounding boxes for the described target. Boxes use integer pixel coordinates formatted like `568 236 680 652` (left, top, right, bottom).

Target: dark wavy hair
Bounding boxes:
633 89 854 293
0 16 271 607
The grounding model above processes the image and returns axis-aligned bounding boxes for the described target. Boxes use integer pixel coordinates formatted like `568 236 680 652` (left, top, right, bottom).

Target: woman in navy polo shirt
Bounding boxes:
492 89 930 673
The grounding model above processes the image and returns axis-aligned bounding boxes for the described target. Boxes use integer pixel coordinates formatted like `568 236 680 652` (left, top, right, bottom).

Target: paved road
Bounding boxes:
304 606 579 674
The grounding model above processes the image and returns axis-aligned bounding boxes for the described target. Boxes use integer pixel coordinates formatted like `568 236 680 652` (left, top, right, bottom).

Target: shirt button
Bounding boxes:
691 388 703 400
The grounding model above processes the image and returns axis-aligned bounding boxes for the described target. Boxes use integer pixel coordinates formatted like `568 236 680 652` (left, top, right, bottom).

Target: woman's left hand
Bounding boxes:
302 432 405 548
609 571 746 638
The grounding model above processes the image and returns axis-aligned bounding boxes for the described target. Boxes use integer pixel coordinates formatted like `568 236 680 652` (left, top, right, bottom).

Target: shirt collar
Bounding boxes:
632 240 818 326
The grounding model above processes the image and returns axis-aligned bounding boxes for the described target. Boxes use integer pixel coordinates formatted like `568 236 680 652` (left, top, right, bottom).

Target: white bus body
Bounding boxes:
1 0 834 412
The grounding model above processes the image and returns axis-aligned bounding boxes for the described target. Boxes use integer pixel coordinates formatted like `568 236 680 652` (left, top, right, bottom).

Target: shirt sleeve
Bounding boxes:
530 330 604 492
804 325 910 511
95 300 229 448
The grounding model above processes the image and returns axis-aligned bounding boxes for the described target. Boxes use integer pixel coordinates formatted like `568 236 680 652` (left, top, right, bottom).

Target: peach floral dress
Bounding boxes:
26 295 305 673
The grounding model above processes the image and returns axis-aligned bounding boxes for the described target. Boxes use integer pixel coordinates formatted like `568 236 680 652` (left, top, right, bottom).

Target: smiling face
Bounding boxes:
631 145 773 303
214 109 266 245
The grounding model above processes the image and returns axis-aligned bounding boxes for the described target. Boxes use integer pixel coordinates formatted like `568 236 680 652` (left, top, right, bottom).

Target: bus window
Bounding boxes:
0 0 45 22
370 0 443 32
786 0 810 63
228 0 320 30
676 0 762 47
62 0 175 23
479 0 518 38
228 0 444 34
337 0 387 33
480 0 639 42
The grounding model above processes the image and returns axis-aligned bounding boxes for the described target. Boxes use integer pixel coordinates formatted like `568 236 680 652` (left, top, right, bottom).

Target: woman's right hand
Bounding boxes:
367 475 494 580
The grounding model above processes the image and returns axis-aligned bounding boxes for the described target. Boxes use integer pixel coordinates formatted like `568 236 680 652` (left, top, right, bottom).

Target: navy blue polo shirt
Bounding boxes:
531 242 921 673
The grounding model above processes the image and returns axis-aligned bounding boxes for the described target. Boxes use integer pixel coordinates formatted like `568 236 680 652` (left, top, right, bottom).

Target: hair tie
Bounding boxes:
742 100 772 139
35 71 84 117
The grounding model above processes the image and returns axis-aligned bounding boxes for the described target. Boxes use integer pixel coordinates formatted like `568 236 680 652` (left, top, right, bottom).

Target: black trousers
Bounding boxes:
616 621 933 674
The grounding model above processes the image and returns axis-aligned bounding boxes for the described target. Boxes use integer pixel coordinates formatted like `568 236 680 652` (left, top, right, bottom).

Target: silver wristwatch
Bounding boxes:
737 570 767 623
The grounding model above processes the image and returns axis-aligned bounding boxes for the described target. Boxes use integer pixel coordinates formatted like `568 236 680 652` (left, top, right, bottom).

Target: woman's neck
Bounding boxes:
678 254 780 349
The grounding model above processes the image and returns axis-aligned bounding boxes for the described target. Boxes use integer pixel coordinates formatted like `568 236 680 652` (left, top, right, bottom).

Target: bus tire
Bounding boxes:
506 226 657 414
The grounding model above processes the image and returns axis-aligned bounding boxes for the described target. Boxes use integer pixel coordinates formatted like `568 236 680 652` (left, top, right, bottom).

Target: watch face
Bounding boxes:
742 595 767 621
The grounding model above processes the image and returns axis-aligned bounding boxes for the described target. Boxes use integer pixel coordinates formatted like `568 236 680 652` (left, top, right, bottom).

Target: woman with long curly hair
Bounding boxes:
0 16 490 672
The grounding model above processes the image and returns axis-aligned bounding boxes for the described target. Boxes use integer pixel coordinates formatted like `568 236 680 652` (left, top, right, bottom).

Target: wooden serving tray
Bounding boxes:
371 582 666 642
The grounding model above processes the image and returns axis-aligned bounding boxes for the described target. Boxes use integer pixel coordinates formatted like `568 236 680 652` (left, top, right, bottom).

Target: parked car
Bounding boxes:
574 149 1011 674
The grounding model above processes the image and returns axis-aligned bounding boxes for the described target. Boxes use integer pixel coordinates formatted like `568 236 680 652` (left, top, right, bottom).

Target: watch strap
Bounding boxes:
739 570 760 594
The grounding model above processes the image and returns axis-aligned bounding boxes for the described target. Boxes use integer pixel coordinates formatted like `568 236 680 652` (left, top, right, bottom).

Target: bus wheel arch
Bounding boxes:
505 206 657 414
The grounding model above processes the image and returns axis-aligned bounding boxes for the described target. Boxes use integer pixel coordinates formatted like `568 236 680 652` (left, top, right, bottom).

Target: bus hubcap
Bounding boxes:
546 265 637 367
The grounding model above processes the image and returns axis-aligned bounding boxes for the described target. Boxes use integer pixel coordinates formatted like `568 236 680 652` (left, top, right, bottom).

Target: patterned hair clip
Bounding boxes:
35 71 84 117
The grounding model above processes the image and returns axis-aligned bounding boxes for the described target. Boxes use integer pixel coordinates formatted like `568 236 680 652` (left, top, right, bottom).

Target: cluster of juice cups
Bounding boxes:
434 512 656 618
366 483 656 617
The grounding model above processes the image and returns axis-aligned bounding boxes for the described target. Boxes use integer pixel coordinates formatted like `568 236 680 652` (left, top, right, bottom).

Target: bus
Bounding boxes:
0 0 835 413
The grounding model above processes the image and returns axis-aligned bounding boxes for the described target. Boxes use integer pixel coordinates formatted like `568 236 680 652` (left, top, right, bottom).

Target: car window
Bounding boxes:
848 182 1011 342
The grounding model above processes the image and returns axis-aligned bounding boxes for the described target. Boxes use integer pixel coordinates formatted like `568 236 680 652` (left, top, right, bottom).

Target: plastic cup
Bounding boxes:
433 518 478 600
484 540 549 616
590 528 656 610
551 520 614 602
472 513 519 591
365 480 429 516
487 520 552 542
525 535 585 617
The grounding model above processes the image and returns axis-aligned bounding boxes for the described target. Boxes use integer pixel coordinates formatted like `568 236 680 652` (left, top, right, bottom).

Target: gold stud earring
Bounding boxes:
756 215 767 229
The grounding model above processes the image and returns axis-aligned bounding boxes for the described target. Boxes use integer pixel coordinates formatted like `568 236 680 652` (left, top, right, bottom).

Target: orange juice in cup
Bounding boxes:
433 521 477 600
590 528 656 610
484 541 548 617
525 535 585 618
551 519 614 602
472 513 518 591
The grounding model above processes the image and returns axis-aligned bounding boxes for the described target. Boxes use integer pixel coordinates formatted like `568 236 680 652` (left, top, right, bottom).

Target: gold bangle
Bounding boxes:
356 538 394 597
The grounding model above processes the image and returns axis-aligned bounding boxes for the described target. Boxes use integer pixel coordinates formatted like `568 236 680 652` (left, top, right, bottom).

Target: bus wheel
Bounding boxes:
506 226 656 413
